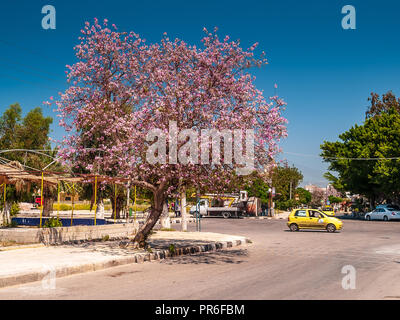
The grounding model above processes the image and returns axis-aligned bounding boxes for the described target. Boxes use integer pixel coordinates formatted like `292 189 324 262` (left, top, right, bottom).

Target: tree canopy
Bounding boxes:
321 100 400 206
366 91 400 119
0 103 54 170
0 104 55 222
52 19 288 245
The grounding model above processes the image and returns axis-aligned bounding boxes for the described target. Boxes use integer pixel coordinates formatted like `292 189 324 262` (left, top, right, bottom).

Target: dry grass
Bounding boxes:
0 240 17 247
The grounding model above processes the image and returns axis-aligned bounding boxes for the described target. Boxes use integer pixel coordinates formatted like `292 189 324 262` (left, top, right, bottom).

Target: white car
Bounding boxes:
365 208 400 221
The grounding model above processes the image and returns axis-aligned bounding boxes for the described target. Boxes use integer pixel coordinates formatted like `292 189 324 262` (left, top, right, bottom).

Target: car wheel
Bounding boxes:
289 223 299 232
383 215 388 221
222 212 230 219
366 215 371 221
326 224 336 233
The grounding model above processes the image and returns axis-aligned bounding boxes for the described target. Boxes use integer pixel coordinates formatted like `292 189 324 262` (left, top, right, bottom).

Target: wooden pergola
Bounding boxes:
0 160 133 227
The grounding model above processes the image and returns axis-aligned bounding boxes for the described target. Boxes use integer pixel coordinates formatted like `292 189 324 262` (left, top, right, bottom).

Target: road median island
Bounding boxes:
0 231 251 289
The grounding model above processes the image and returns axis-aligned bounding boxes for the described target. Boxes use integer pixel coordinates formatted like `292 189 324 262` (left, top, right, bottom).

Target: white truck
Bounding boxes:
189 191 248 218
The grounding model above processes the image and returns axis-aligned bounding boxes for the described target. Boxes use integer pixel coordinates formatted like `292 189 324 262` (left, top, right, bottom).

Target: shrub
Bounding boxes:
53 203 72 211
10 203 20 216
43 217 63 228
160 228 176 231
53 203 92 211
74 204 91 210
169 243 176 255
0 203 20 216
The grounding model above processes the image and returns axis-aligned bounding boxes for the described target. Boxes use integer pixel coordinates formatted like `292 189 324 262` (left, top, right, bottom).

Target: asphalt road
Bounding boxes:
1 217 400 300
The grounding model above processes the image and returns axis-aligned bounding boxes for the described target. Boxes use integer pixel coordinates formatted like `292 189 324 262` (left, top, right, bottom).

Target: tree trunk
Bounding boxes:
42 197 54 217
132 188 165 246
96 200 105 219
111 194 123 219
1 202 11 226
370 195 375 210
160 201 171 229
126 185 130 221
181 188 187 231
42 186 54 217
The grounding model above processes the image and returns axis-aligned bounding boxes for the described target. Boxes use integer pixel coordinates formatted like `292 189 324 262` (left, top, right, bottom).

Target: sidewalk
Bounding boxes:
0 231 250 289
244 211 290 220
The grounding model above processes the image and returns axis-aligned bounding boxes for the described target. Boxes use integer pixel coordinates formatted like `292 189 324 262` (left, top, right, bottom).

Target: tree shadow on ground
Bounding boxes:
159 248 249 265
59 239 248 261
59 239 144 256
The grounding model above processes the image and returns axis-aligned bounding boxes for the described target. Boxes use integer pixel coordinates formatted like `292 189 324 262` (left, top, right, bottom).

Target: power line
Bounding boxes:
283 151 400 161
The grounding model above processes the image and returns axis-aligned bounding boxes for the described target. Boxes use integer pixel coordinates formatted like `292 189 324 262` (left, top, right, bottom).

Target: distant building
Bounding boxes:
304 184 325 194
59 191 80 203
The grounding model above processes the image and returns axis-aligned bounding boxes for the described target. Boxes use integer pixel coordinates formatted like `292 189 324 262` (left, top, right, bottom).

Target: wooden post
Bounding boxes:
134 185 137 224
2 183 6 226
57 181 60 219
94 176 97 226
114 184 117 223
39 172 44 228
71 183 75 226
126 183 130 223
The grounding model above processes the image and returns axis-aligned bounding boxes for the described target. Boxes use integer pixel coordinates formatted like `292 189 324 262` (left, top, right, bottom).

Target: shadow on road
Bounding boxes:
59 239 248 260
160 248 249 265
283 230 343 233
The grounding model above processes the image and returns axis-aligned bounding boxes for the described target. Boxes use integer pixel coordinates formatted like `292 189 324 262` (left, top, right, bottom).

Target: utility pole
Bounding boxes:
181 186 187 231
268 187 272 217
126 182 130 223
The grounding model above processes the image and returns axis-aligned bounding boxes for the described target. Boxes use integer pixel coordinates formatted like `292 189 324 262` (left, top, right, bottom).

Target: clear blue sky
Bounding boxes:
1 0 400 186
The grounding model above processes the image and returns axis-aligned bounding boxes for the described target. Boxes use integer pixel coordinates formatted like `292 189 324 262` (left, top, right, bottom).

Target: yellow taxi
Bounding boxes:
287 208 343 233
322 205 335 216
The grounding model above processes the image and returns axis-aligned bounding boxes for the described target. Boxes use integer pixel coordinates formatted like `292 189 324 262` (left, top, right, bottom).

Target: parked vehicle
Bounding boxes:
189 191 248 219
376 204 400 211
321 205 335 216
365 207 400 221
287 208 343 233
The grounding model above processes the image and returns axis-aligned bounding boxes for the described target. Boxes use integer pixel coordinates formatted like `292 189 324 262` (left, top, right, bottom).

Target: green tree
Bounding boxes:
0 104 56 221
244 171 269 204
328 195 343 204
321 106 400 207
271 163 303 210
0 103 22 149
295 187 311 205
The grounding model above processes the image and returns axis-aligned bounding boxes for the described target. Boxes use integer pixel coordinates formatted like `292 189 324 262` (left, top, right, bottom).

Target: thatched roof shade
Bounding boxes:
0 161 59 185
0 161 129 186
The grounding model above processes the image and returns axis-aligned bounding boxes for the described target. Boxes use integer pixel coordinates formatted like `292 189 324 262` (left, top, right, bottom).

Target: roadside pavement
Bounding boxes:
244 211 290 220
0 231 250 289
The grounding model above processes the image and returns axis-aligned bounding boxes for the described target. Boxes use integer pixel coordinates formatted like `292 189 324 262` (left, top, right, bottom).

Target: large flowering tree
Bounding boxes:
54 19 287 245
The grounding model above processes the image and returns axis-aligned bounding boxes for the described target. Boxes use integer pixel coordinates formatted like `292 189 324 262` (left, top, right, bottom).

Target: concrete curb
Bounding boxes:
105 218 197 225
0 237 251 289
0 243 45 252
